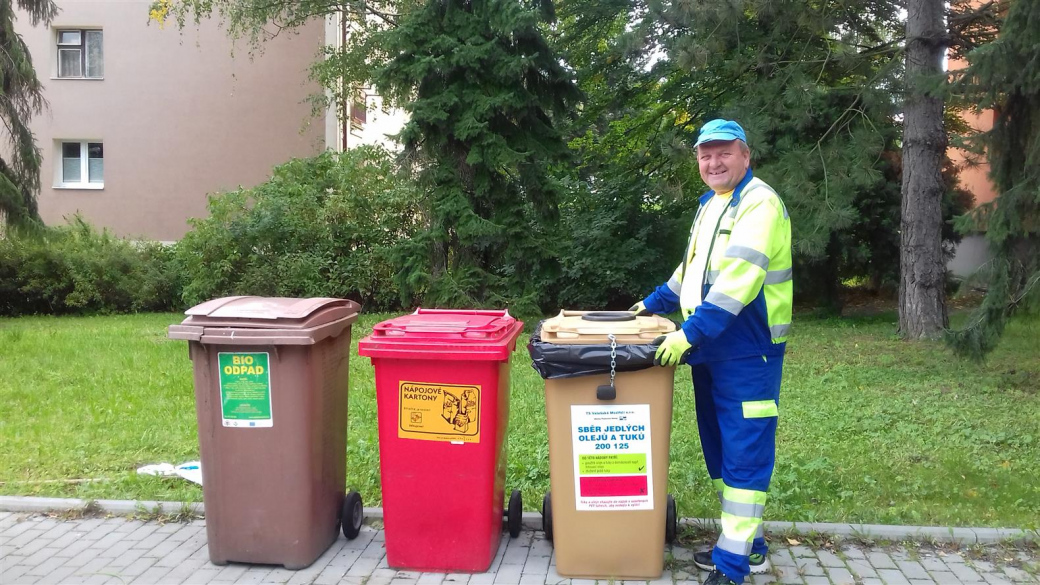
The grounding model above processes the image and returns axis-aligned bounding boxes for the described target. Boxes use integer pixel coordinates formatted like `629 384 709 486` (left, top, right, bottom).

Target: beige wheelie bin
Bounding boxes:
168 296 363 570
530 311 679 579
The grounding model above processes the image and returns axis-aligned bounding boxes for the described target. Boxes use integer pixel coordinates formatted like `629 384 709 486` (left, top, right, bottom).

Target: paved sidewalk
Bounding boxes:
1 512 1037 585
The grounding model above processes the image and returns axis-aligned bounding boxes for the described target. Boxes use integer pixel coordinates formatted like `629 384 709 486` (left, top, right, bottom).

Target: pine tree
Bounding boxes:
949 0 1040 357
0 0 57 228
376 0 580 309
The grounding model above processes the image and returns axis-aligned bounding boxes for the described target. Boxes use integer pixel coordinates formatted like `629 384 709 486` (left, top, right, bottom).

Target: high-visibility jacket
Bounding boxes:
643 169 792 363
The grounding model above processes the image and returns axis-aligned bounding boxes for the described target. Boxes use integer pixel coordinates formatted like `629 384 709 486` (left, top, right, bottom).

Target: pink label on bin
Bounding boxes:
579 475 648 497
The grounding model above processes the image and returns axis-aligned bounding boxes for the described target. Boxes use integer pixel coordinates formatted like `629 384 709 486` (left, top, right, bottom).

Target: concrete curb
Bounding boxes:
2 496 1035 545
683 517 1039 546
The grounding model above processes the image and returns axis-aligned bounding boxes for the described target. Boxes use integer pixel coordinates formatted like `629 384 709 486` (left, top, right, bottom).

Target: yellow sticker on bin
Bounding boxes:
399 382 481 443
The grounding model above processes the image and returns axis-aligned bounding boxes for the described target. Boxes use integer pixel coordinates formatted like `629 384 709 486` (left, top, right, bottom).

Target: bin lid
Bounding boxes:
168 296 361 346
539 310 675 344
358 308 524 361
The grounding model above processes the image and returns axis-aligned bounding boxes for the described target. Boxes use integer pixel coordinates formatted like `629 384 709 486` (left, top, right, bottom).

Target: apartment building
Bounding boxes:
17 2 404 241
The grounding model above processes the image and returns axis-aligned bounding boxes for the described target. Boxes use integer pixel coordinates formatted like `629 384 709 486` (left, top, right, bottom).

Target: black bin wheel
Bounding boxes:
665 494 677 544
342 491 364 540
507 489 523 538
542 492 553 542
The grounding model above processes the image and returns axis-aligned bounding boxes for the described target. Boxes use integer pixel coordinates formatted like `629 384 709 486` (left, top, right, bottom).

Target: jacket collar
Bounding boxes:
698 168 755 207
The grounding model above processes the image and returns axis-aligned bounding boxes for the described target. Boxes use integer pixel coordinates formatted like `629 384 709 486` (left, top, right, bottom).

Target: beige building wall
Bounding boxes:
19 1 327 241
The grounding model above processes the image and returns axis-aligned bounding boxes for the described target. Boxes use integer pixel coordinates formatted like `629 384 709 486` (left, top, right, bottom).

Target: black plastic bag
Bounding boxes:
527 321 661 380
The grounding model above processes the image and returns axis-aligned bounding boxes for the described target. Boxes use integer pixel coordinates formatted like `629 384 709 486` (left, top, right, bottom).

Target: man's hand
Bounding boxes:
628 301 652 316
653 331 692 367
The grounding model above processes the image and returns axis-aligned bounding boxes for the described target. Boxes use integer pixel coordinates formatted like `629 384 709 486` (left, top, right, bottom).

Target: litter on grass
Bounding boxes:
136 461 203 485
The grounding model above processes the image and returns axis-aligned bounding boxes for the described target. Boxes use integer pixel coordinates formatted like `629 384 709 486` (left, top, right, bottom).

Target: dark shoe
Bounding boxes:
693 549 771 574
703 569 740 585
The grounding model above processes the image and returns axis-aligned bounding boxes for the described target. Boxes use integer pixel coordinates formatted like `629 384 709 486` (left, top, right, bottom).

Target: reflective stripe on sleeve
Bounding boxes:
666 275 681 294
770 323 791 338
704 289 746 315
724 245 769 271
763 268 793 285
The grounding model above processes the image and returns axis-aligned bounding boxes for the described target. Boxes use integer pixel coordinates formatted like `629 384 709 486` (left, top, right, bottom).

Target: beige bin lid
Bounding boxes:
539 310 675 344
168 296 361 346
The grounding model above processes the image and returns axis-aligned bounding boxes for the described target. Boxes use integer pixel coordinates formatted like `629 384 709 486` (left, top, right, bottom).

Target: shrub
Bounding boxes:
175 145 421 311
0 218 182 316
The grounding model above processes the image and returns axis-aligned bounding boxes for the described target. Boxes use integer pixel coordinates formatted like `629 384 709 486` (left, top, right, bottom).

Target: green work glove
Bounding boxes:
653 330 693 367
628 301 652 316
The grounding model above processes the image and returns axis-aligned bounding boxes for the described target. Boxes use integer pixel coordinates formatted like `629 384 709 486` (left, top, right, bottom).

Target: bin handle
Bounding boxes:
414 308 510 318
580 311 637 322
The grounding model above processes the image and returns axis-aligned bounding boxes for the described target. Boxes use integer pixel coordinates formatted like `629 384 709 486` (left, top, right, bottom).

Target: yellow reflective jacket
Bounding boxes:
642 170 792 362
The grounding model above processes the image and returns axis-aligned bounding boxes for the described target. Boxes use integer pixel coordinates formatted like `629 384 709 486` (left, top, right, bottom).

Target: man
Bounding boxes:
630 119 792 585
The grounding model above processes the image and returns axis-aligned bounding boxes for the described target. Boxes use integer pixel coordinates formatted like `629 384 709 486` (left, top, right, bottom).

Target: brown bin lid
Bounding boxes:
540 310 675 344
168 296 361 346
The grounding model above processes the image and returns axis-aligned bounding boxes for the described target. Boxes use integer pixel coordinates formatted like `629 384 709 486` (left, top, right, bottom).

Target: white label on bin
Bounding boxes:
571 404 653 511
217 352 273 428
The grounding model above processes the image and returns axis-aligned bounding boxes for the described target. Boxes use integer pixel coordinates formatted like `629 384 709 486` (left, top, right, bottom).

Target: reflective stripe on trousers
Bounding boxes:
716 485 768 556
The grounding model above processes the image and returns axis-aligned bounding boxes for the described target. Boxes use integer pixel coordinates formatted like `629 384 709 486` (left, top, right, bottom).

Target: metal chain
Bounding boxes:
608 333 617 388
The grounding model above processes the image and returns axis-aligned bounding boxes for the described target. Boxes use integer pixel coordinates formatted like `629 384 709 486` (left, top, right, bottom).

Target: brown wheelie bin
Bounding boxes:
168 296 363 569
530 310 679 579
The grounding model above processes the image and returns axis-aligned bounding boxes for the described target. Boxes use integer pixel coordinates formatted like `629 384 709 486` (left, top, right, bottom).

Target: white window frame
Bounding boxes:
55 29 103 79
55 140 104 190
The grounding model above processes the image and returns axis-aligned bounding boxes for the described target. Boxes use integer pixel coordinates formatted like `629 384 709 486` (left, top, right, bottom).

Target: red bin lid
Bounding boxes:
358 308 524 361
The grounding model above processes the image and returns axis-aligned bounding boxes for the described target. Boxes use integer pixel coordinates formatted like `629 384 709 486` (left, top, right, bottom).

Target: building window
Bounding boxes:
342 91 367 149
59 141 104 188
351 92 367 128
57 30 103 78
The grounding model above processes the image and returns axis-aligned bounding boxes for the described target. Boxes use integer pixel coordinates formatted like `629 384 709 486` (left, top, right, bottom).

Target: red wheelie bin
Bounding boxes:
358 309 525 572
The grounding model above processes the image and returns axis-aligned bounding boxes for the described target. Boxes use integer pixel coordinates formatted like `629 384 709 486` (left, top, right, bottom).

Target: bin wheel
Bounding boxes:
342 491 364 540
665 494 677 544
507 489 523 538
542 492 553 542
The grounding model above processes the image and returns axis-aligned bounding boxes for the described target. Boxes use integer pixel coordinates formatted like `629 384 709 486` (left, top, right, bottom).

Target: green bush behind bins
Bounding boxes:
0 147 412 316
1 145 694 315
175 146 422 311
0 217 181 316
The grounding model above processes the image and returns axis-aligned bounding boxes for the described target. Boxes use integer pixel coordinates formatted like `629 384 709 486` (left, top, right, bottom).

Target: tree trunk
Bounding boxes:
899 0 949 339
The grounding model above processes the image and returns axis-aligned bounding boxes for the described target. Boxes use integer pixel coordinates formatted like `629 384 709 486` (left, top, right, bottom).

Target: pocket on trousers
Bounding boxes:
741 400 778 419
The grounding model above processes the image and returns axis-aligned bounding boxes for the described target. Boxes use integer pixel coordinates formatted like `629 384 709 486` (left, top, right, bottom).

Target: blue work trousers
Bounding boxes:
692 354 783 584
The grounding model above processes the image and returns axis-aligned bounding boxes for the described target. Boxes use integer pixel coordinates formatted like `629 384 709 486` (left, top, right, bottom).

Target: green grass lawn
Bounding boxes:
1 309 1038 528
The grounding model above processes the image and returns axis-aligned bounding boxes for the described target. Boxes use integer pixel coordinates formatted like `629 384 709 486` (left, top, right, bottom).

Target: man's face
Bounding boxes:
697 140 750 192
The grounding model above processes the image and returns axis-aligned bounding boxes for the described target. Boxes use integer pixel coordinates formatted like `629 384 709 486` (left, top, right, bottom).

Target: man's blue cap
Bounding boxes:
694 119 747 147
